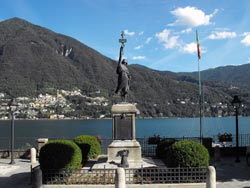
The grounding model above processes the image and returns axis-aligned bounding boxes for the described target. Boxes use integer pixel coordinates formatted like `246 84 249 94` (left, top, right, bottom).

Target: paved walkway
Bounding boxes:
0 159 33 188
211 156 250 188
0 157 250 188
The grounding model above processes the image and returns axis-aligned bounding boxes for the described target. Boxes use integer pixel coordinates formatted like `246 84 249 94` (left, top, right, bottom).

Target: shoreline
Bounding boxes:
0 116 244 121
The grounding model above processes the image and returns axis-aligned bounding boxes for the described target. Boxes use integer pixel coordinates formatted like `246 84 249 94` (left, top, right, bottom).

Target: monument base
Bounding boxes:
108 140 142 163
108 103 142 163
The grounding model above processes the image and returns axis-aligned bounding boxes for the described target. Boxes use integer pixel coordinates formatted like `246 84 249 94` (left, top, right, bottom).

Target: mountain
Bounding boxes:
180 64 250 116
0 18 249 117
182 64 250 87
0 17 117 97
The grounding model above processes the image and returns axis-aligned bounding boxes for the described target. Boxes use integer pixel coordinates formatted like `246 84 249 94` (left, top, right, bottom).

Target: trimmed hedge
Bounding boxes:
165 140 209 167
39 139 82 170
74 135 101 160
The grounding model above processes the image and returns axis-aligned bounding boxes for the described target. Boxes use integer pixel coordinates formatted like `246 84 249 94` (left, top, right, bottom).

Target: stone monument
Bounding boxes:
108 32 142 163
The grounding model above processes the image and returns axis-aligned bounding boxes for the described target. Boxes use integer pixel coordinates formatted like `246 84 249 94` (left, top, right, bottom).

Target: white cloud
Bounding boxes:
124 29 135 36
169 6 218 27
180 28 192 34
155 29 179 49
134 45 143 50
174 28 192 35
182 42 206 55
242 32 250 36
165 36 179 49
241 34 250 46
145 37 152 44
139 31 144 36
132 56 146 60
182 42 197 54
209 31 237 39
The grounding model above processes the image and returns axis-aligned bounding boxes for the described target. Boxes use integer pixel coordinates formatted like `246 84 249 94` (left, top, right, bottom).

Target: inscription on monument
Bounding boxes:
114 115 132 140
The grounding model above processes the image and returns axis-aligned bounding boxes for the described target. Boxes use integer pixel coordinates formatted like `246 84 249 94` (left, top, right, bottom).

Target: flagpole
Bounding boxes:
196 30 203 144
198 58 203 143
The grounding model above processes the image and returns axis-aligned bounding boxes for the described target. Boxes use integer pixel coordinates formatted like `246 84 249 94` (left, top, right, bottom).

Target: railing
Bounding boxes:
40 166 207 185
42 168 116 184
99 139 112 154
0 137 10 150
239 134 250 146
1 134 250 156
0 137 73 150
213 133 250 147
125 166 207 184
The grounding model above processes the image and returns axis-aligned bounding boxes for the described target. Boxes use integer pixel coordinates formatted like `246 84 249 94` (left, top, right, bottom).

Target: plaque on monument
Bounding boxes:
114 115 132 140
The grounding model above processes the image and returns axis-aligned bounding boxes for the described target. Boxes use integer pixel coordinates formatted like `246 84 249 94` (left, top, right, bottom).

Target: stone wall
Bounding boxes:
0 149 31 159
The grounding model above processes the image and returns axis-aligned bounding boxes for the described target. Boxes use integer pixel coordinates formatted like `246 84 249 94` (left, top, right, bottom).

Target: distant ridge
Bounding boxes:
183 64 250 86
0 17 250 117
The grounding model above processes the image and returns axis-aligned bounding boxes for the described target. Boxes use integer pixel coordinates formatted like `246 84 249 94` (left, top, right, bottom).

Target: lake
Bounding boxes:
0 117 249 139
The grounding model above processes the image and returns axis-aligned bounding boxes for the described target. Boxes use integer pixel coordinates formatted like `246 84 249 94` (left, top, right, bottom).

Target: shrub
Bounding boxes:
165 140 209 167
148 134 161 145
74 135 101 160
156 138 176 158
39 139 82 170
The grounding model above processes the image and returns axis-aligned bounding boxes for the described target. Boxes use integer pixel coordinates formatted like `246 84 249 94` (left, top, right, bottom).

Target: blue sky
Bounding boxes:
1 0 250 72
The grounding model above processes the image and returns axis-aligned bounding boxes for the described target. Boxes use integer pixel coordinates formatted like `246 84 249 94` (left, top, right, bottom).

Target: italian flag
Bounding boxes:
196 30 201 59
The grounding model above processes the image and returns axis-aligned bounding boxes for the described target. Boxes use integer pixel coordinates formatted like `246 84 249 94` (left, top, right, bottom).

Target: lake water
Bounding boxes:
0 117 249 139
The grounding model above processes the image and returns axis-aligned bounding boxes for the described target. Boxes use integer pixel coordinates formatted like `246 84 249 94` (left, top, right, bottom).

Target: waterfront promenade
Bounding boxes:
1 157 250 188
0 159 32 188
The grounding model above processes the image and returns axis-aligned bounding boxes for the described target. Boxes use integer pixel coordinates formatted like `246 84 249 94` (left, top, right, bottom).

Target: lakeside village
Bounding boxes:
0 88 236 120
0 89 110 120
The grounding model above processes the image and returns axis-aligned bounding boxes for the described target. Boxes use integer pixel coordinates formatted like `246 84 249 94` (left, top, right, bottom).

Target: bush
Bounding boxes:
39 139 82 170
148 134 161 145
156 138 176 158
74 135 101 160
165 140 209 167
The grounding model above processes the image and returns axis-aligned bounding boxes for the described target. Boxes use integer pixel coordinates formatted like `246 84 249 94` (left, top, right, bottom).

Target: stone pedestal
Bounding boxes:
108 140 141 163
108 103 142 163
37 138 48 155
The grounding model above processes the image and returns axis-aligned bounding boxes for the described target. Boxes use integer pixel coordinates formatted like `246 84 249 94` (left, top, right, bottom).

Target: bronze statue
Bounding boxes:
115 31 130 102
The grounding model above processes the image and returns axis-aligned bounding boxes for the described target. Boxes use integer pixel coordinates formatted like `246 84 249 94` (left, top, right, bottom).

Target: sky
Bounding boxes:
1 0 250 72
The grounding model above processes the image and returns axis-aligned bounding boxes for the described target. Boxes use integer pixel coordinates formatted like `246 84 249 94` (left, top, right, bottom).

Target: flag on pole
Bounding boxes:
196 30 201 59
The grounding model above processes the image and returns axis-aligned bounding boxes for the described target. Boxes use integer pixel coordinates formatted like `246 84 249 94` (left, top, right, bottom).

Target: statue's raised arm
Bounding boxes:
118 46 123 65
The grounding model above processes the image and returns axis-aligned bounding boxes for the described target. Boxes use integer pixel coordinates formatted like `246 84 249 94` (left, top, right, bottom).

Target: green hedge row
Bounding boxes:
39 135 101 171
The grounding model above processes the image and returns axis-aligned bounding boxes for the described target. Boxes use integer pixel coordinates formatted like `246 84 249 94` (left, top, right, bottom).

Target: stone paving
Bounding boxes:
87 156 166 169
0 157 250 188
0 159 33 188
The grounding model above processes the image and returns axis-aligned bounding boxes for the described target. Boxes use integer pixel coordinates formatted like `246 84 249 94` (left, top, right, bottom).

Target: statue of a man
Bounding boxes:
115 46 130 102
